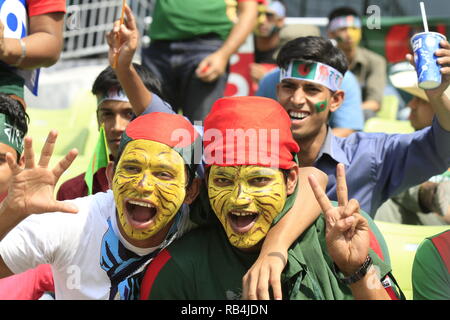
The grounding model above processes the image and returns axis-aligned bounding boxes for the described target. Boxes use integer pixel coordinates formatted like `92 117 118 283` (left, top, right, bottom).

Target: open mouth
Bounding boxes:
228 211 258 234
289 110 310 121
125 199 158 229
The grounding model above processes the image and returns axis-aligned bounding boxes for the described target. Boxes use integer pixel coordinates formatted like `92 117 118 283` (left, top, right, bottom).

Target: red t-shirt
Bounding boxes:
28 0 66 17
57 168 109 201
0 264 54 300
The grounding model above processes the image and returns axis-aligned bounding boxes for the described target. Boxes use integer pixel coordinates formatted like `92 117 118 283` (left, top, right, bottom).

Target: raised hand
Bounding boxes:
308 163 370 276
106 4 139 70
3 130 79 218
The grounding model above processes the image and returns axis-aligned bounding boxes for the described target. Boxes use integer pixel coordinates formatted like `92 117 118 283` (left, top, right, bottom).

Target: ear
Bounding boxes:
286 165 299 195
276 17 285 28
329 90 345 113
106 161 115 189
184 178 201 205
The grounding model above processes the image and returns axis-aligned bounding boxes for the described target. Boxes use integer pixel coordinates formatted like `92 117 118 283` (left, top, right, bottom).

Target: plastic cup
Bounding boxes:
411 32 447 89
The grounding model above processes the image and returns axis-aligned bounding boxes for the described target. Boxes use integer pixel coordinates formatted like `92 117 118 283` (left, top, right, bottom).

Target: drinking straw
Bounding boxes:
112 0 126 69
420 2 429 32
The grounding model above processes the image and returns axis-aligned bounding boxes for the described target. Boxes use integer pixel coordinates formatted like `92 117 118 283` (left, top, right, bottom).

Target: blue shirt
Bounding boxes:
256 68 364 131
317 118 450 216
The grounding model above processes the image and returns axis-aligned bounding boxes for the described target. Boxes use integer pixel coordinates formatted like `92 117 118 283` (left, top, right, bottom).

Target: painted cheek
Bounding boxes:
314 100 328 113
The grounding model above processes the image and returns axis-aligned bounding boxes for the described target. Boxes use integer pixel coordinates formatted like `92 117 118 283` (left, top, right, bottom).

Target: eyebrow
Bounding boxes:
246 169 278 177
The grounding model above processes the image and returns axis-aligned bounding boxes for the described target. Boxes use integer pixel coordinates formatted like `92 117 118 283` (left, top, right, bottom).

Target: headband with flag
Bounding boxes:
0 113 25 155
97 87 129 106
280 60 344 91
203 96 299 169
328 15 362 32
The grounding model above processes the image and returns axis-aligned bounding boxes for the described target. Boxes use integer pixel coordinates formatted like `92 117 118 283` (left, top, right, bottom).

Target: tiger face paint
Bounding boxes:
208 165 287 249
112 140 187 241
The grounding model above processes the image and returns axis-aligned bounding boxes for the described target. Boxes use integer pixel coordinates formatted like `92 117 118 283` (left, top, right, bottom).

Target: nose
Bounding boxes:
231 184 252 208
112 114 129 134
136 173 154 196
408 97 419 110
290 87 307 107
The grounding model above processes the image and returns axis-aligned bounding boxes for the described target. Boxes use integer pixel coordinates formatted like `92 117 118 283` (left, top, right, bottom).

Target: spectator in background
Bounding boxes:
56 64 175 201
250 0 286 86
0 93 53 300
327 7 387 121
274 36 450 219
375 65 450 225
412 229 450 300
256 65 364 137
141 0 258 122
0 0 66 106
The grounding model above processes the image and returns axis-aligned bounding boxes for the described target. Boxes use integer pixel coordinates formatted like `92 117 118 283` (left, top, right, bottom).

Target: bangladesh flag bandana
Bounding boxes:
280 60 344 92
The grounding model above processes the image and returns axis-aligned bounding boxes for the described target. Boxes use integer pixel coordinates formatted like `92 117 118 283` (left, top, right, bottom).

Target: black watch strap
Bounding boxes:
335 255 373 285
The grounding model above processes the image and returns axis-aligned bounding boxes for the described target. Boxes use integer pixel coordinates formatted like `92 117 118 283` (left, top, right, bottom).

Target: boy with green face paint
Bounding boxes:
141 96 402 300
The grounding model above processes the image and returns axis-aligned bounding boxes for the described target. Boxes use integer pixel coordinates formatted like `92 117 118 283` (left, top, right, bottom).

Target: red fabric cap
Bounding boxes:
203 96 299 169
126 112 198 148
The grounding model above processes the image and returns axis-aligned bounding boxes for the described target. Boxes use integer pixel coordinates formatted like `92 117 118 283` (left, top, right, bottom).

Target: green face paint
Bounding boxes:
0 114 24 155
314 100 328 113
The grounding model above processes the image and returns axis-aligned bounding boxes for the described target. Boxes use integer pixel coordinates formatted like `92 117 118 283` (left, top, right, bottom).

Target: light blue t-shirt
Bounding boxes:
256 68 364 131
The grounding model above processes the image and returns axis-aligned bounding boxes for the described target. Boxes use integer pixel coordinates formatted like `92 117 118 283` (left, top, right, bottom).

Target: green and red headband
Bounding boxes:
203 96 299 170
280 60 344 91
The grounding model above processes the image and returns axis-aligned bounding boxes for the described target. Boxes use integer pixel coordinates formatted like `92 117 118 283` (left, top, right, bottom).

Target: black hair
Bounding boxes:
91 63 165 100
0 93 29 160
327 6 360 23
276 36 348 75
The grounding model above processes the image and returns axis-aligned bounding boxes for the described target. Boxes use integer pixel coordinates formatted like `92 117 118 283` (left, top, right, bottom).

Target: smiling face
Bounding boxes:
112 140 187 242
276 78 343 141
208 165 287 250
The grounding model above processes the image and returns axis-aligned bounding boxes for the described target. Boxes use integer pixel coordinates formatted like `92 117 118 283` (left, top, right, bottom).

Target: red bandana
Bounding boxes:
203 96 299 169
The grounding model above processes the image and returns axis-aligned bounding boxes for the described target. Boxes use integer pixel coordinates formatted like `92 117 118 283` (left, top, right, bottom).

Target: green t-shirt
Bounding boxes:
149 0 239 41
412 230 450 300
143 216 395 300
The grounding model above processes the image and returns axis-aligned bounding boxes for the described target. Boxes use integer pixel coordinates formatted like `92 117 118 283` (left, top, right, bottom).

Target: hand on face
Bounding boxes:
208 165 287 249
308 163 370 276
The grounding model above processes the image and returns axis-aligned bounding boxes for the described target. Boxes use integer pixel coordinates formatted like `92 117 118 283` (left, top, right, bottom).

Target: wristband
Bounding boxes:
11 38 26 67
335 255 373 285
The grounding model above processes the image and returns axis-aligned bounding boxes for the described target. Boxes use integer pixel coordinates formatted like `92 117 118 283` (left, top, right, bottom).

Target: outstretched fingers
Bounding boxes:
308 174 333 215
23 136 35 169
336 163 348 207
38 130 58 168
52 148 78 181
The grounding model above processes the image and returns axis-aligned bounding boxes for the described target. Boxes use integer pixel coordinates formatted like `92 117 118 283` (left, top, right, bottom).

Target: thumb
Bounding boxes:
51 201 79 214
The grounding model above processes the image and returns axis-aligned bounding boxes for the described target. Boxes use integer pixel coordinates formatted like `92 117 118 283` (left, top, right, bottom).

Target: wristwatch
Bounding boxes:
335 255 373 285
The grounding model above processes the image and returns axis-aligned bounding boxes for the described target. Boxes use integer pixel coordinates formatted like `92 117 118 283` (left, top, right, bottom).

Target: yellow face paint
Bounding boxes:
112 140 186 241
208 165 287 249
347 27 362 46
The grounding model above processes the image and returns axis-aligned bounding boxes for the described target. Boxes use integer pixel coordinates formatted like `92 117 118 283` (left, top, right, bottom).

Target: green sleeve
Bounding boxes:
146 251 196 300
412 239 450 300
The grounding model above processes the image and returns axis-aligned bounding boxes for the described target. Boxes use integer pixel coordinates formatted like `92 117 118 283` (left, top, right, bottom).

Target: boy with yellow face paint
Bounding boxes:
0 111 203 300
141 96 403 300
327 7 387 120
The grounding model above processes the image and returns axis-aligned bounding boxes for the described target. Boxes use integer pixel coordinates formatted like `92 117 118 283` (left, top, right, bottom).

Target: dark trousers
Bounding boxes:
141 36 229 123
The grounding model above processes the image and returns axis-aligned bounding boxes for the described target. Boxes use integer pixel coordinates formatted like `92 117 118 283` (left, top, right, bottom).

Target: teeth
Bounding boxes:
231 211 256 216
128 200 155 208
289 111 309 120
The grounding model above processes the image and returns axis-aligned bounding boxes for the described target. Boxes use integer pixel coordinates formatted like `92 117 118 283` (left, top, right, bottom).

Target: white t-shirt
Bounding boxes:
0 190 193 299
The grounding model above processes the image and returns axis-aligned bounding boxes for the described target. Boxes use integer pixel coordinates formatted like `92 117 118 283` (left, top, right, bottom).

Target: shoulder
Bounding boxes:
357 47 386 64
